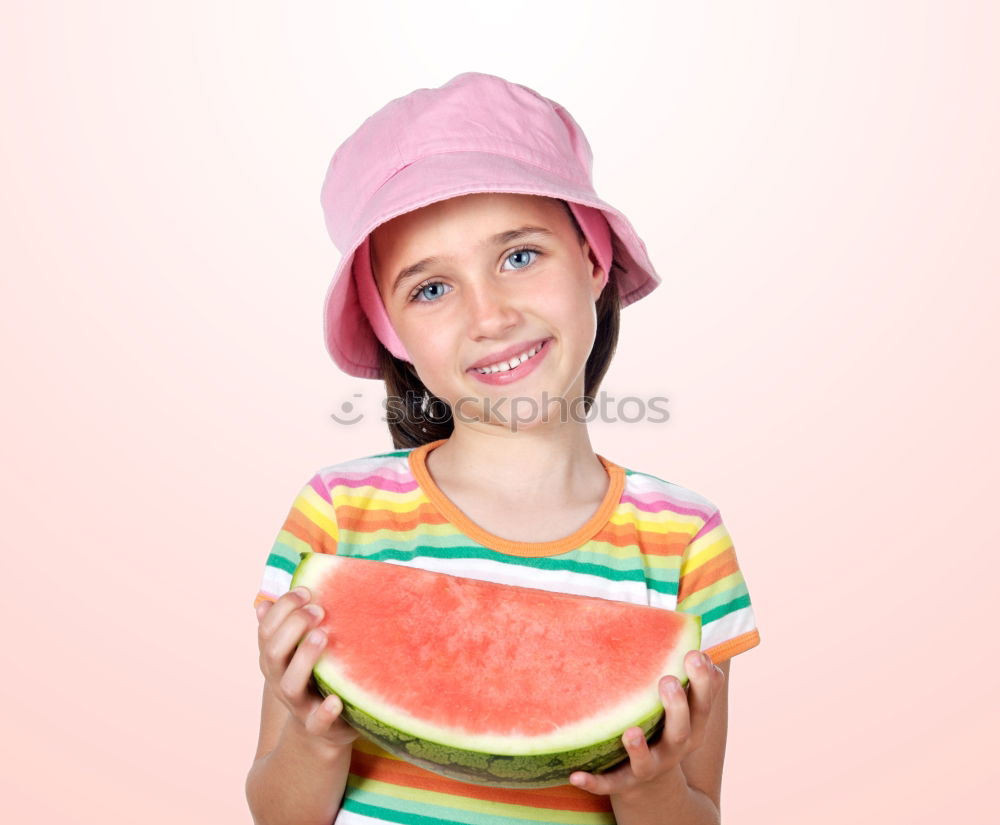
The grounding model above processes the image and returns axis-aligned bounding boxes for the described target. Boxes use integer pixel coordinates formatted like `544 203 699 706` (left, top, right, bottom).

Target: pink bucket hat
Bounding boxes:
319 71 662 380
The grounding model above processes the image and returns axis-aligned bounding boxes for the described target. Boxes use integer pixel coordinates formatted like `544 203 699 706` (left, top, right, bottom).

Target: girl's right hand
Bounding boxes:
256 586 360 748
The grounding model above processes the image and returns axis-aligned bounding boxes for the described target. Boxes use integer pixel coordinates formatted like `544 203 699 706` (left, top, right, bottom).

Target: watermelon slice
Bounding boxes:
290 552 702 789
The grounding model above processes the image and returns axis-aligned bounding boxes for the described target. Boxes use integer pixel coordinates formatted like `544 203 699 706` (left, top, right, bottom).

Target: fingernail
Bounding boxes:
702 653 712 668
292 586 309 602
305 604 324 620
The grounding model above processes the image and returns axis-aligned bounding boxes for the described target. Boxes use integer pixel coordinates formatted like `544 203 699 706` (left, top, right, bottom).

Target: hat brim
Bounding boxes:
323 150 661 380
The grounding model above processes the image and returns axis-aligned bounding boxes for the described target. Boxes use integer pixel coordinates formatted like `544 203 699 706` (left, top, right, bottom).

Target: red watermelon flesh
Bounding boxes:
290 552 702 788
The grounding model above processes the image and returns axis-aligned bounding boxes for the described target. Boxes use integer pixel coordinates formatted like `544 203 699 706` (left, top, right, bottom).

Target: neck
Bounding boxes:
426 421 607 505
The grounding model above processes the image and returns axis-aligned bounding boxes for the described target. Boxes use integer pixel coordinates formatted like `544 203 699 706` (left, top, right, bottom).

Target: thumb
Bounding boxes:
255 601 271 621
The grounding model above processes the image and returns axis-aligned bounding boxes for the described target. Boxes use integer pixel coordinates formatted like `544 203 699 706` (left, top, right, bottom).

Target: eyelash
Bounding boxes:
406 246 543 304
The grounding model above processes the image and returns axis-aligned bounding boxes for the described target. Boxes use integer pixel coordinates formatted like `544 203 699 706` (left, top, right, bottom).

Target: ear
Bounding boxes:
580 239 606 301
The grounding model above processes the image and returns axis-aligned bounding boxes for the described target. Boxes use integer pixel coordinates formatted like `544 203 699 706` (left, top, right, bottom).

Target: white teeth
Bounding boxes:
474 342 543 374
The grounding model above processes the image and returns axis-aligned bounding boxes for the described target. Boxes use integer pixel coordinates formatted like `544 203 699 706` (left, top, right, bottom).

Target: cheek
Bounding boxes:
401 322 454 374
546 281 599 330
518 283 576 328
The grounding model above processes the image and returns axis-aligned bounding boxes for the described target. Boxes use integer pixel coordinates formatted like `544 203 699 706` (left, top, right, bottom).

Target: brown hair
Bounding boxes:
375 200 623 449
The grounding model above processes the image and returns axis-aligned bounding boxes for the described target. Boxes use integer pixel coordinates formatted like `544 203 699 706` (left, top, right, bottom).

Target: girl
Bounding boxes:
248 72 760 825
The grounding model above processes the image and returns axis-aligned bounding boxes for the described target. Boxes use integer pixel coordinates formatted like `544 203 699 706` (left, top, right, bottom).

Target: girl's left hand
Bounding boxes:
568 650 725 797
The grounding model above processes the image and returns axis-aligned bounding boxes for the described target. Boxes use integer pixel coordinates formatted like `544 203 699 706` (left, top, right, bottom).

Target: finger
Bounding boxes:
569 769 630 796
661 672 692 754
303 687 344 737
261 600 324 678
712 660 726 693
685 653 720 747
621 726 657 782
278 622 329 709
258 586 312 638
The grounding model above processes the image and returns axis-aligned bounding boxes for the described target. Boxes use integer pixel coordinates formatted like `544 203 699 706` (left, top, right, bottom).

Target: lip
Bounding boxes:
467 338 552 386
466 337 552 371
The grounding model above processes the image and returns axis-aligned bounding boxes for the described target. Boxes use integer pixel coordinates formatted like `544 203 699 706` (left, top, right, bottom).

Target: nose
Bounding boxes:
463 277 521 340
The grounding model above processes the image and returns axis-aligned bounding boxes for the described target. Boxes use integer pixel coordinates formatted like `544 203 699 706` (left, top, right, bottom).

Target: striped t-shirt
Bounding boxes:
252 438 761 825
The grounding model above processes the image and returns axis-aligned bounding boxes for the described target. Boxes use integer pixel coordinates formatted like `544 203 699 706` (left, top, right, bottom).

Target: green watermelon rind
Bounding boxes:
290 553 702 789
315 672 669 789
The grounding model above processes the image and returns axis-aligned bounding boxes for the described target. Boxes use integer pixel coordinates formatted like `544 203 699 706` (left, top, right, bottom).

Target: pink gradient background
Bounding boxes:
2 1 996 822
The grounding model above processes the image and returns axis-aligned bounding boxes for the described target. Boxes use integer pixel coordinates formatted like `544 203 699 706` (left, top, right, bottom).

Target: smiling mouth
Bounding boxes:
469 339 550 374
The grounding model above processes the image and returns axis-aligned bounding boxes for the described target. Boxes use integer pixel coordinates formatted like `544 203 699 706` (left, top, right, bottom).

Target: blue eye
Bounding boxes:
502 247 539 270
407 246 543 304
408 282 450 304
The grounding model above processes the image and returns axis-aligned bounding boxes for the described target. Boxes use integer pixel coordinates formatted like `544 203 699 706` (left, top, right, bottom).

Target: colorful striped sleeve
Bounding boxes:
252 472 339 611
676 508 760 665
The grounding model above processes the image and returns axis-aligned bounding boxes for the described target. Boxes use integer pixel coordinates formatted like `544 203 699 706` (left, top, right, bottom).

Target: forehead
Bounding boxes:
369 193 571 281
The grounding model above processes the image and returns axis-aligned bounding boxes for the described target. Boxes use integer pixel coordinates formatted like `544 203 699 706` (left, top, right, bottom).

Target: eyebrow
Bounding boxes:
391 225 556 295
